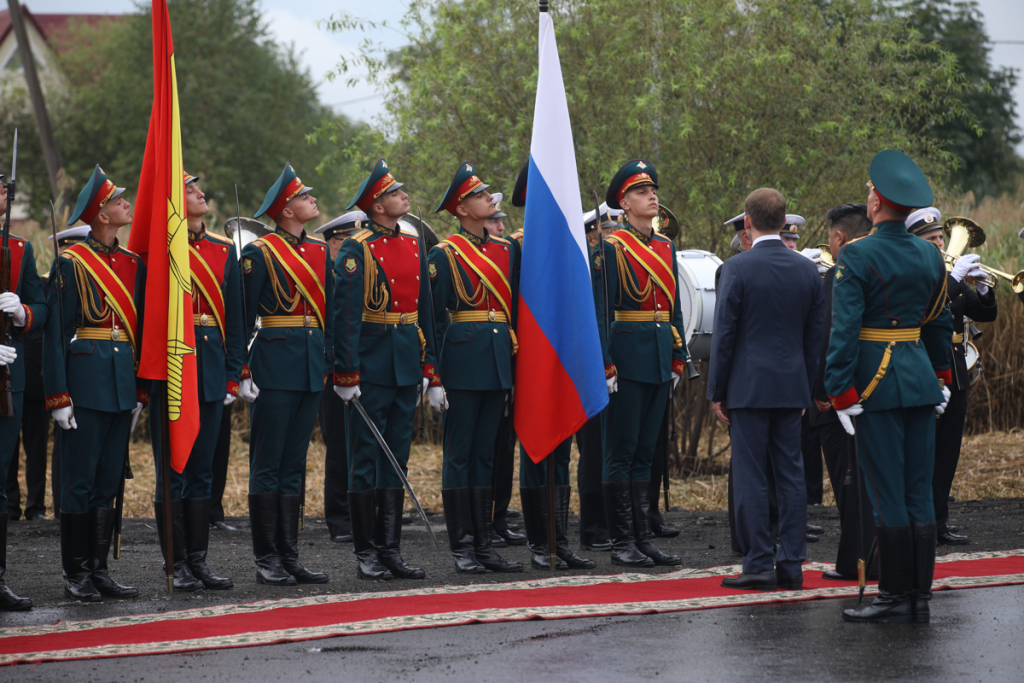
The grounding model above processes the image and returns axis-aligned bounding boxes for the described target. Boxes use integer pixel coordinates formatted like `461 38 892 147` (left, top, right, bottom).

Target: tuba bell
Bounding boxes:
653 205 680 241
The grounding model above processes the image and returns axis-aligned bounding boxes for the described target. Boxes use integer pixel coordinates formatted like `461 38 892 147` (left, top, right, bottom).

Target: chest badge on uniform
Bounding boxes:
428 262 438 279
242 258 253 275
344 257 358 274
835 264 844 281
593 254 602 269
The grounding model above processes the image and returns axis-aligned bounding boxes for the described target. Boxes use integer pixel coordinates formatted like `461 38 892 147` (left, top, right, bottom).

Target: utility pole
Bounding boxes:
6 1 63 207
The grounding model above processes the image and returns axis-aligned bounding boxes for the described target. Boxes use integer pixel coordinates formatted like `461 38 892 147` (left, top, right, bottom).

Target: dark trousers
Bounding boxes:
728 432 778 553
933 388 968 534
0 392 23 515
492 404 515 523
344 383 417 491
519 437 571 487
60 406 131 514
441 389 505 488
603 378 669 482
152 385 223 501
4 397 49 519
730 408 806 575
319 387 350 537
647 403 670 528
819 418 875 577
801 411 824 505
574 414 607 547
210 401 233 523
857 406 935 527
248 389 322 495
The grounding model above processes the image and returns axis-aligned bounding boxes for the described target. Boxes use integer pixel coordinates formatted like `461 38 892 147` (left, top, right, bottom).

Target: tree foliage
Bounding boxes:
320 0 975 250
901 0 1023 199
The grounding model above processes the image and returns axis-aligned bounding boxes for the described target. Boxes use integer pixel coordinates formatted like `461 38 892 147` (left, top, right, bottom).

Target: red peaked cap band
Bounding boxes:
80 179 119 225
444 175 485 214
356 173 399 211
616 172 656 204
266 177 306 220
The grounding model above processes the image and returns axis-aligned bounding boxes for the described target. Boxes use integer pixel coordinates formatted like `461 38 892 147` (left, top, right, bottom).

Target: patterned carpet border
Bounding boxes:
1 549 1020 666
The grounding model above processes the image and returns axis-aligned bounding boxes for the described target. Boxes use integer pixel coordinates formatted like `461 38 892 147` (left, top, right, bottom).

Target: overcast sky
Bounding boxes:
30 0 1024 150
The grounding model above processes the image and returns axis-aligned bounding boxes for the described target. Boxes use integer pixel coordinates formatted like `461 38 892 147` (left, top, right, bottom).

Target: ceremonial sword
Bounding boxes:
350 396 440 551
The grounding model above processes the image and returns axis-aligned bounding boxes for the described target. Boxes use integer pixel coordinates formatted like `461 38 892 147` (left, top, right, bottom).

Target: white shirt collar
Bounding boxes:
752 234 782 247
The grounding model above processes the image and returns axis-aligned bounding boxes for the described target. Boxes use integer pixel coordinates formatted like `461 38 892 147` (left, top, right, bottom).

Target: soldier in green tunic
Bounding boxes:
825 149 954 624
239 163 332 586
331 159 438 581
428 162 523 574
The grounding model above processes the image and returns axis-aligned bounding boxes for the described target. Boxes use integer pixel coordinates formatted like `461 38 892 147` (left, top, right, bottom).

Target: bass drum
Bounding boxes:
675 249 722 362
966 340 982 386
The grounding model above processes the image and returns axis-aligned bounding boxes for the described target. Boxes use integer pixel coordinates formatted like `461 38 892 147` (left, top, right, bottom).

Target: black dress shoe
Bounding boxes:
210 520 238 532
581 540 612 552
822 570 855 581
24 512 46 521
505 508 521 519
937 530 970 545
945 525 959 533
652 522 680 538
721 570 777 591
806 533 819 543
331 532 354 543
494 526 527 546
806 524 824 534
776 568 803 590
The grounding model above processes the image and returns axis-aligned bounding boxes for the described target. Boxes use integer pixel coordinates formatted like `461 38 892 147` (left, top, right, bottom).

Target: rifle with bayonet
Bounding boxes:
0 130 18 418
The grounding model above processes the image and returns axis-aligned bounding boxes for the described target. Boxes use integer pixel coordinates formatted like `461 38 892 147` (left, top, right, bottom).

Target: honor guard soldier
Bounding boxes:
0 177 46 610
592 160 686 568
428 162 523 574
314 210 367 545
826 150 954 623
240 163 332 586
906 207 996 546
331 159 438 580
44 166 147 602
148 172 242 591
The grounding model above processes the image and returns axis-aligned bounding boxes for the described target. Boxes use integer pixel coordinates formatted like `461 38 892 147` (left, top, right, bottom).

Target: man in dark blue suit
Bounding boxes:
708 188 825 591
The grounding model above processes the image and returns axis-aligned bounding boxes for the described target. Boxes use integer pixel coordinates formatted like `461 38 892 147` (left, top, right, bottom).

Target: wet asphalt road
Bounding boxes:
5 585 1023 682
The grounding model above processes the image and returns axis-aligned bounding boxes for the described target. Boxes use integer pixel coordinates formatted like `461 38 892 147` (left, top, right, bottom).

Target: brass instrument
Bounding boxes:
941 216 1024 293
818 244 835 270
652 205 679 241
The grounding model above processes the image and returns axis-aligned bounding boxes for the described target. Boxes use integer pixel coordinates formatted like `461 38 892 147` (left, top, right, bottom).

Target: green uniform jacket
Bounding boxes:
332 221 438 388
241 227 333 393
43 235 148 413
427 226 517 391
825 220 953 411
189 228 246 402
591 223 688 384
4 237 47 393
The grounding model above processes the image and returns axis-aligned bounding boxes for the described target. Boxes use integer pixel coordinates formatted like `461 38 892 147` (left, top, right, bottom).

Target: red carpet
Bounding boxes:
1 549 1021 665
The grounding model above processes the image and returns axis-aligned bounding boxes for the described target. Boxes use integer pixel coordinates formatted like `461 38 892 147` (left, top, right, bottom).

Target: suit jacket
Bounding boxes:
946 274 996 392
825 221 953 411
707 238 825 409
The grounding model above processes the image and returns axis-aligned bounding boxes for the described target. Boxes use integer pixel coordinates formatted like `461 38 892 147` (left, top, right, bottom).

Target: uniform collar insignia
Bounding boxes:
188 223 207 242
86 233 118 255
624 221 651 245
458 225 488 245
275 226 305 245
368 219 398 237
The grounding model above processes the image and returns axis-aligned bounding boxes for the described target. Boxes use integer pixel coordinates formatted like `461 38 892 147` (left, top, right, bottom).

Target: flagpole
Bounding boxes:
161 398 174 593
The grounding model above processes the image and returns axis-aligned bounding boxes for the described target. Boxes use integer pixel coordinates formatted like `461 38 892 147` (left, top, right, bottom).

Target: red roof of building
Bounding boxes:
0 5 124 53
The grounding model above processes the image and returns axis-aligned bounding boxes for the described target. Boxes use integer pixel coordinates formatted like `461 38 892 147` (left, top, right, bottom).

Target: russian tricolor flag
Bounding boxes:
514 10 608 462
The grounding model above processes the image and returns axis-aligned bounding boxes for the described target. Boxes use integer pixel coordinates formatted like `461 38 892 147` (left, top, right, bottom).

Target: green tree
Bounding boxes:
51 0 361 225
901 0 1023 199
318 0 973 249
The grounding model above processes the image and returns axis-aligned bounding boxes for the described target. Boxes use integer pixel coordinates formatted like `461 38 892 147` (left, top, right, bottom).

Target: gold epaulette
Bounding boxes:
306 235 327 246
251 239 265 249
205 232 233 245
117 246 141 258
350 229 374 244
490 236 511 246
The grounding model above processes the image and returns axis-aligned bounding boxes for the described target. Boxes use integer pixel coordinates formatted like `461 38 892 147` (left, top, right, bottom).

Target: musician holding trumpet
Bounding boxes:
906 208 997 546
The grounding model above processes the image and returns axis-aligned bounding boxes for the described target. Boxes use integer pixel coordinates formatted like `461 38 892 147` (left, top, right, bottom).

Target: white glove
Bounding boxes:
428 386 448 412
836 403 864 436
671 371 681 392
130 401 144 433
799 248 828 276
415 377 429 407
976 281 990 296
0 344 15 366
53 405 77 430
950 254 983 283
334 384 361 403
936 384 951 416
223 394 237 407
0 292 25 327
238 377 259 403
607 375 618 395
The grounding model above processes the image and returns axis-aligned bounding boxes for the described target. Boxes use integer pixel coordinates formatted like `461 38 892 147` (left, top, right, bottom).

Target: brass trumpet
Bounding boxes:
817 244 835 270
941 216 1024 293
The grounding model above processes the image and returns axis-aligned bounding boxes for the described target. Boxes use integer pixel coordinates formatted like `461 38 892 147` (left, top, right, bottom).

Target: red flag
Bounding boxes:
127 0 198 474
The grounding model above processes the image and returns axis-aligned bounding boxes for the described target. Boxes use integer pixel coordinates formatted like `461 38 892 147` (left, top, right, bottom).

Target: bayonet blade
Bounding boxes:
10 129 16 183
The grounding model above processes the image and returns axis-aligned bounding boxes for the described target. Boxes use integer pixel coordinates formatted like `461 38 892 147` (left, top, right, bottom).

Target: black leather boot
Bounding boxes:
277 494 328 584
603 481 653 567
349 490 393 580
556 486 596 569
249 492 296 586
442 488 485 574
90 507 139 598
182 498 233 590
911 522 936 624
843 526 914 623
0 514 31 610
61 511 101 602
492 513 527 548
470 486 523 573
520 486 567 570
631 480 681 566
375 488 423 579
154 500 202 592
